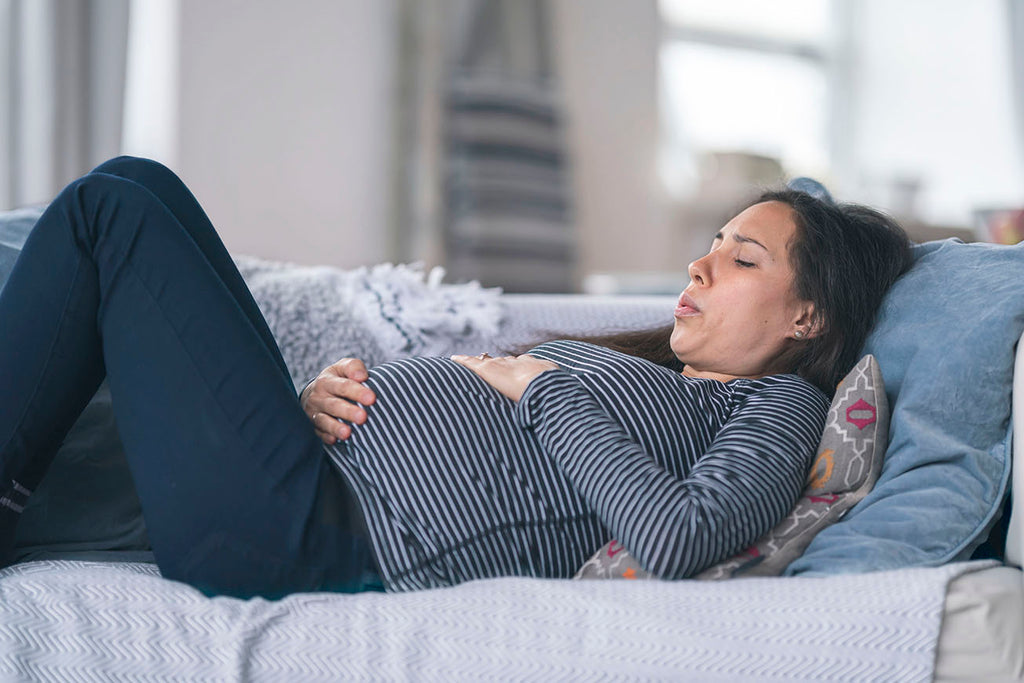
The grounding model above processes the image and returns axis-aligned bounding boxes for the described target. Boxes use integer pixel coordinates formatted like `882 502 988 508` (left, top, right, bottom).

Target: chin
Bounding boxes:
668 338 689 365
669 321 688 345
668 328 681 353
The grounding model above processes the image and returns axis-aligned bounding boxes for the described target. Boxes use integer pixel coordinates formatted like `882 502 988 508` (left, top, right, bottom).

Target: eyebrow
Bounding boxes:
714 231 769 251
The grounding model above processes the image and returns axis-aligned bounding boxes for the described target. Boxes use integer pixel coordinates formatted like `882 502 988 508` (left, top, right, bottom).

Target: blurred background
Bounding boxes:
2 0 1023 293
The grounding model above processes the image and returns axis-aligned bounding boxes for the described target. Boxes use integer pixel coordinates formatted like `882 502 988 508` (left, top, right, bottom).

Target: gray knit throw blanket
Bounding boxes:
234 256 504 387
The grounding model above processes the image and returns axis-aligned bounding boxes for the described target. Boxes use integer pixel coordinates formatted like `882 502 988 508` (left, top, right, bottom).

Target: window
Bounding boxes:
658 0 838 198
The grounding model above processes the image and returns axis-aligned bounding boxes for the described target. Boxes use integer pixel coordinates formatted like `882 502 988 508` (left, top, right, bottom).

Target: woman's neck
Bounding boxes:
680 365 742 383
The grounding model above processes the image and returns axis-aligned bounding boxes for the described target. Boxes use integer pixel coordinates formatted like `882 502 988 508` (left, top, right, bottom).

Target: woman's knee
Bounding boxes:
48 174 168 247
90 156 180 188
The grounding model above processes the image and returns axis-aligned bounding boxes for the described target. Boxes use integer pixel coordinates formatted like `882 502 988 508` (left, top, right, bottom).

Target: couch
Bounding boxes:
1 205 1022 681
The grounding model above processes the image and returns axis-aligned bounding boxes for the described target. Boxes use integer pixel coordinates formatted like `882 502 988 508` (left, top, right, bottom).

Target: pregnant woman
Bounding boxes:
0 157 911 598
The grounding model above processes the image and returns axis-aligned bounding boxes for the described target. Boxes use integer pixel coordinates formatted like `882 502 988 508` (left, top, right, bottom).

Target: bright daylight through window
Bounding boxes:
658 0 835 197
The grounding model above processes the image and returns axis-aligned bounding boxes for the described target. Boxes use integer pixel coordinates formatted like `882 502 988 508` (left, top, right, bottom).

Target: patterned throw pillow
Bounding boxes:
575 355 889 581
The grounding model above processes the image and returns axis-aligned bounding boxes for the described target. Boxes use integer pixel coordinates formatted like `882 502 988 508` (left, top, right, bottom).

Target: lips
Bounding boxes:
675 292 701 318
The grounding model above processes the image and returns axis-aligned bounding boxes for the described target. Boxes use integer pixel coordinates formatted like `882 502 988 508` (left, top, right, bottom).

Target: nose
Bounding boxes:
688 252 711 287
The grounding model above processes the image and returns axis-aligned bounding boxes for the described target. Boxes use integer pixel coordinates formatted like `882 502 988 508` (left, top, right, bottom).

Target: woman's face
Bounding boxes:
671 200 815 382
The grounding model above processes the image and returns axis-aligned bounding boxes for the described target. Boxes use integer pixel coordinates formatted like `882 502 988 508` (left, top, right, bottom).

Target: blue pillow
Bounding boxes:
786 238 1024 574
0 206 151 563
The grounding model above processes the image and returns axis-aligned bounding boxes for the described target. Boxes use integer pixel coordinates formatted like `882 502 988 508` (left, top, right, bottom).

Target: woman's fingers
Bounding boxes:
451 353 558 401
307 382 372 443
332 357 371 383
311 411 350 445
451 353 513 366
323 374 376 407
300 357 377 443
319 393 368 424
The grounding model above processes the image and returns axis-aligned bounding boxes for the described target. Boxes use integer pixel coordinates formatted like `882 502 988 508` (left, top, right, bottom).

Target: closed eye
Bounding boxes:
734 259 755 268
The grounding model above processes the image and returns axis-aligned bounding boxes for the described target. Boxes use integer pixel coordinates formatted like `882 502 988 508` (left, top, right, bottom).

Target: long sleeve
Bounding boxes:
515 369 827 579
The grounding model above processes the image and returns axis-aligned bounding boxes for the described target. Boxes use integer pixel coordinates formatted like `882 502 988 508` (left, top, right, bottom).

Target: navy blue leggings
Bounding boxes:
0 157 371 598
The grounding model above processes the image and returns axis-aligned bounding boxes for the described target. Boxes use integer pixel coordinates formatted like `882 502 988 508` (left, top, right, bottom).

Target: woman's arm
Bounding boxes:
514 371 826 579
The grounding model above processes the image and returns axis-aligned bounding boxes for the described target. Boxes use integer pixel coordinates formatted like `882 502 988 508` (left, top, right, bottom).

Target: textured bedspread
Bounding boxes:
0 559 995 681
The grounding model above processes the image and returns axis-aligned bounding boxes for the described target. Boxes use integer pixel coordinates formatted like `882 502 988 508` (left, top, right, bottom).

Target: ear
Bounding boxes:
791 303 823 340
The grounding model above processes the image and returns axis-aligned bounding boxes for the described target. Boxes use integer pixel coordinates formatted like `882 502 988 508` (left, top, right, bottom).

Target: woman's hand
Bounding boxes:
451 353 559 401
300 358 377 444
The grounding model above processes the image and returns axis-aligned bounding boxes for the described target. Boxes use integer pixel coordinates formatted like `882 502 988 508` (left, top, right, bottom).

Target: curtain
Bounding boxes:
0 0 130 210
394 0 576 293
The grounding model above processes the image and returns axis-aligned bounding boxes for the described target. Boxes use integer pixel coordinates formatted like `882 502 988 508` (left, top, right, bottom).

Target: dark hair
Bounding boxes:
527 189 912 395
755 189 912 392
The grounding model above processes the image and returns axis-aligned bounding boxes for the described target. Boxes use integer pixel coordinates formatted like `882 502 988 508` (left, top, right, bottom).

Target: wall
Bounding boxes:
176 0 397 267
551 0 676 277
170 1 1024 279
167 0 674 282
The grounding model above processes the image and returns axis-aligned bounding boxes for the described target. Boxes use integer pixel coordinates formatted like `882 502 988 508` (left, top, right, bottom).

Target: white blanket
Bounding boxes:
0 559 995 681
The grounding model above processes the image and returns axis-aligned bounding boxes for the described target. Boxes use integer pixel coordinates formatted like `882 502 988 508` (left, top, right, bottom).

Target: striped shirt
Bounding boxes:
324 340 829 592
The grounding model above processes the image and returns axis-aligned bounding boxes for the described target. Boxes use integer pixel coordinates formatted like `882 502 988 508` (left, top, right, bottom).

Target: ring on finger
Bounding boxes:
311 412 320 422
477 352 491 360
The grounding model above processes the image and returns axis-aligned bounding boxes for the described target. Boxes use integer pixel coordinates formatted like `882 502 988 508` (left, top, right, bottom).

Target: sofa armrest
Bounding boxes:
1006 329 1024 566
484 294 676 354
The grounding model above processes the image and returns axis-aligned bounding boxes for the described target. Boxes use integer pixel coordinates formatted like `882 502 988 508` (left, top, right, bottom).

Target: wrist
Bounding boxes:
299 377 317 404
513 368 570 427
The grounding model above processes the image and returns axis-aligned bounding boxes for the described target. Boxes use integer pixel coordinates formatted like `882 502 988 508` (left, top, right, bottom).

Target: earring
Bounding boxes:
794 330 805 339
